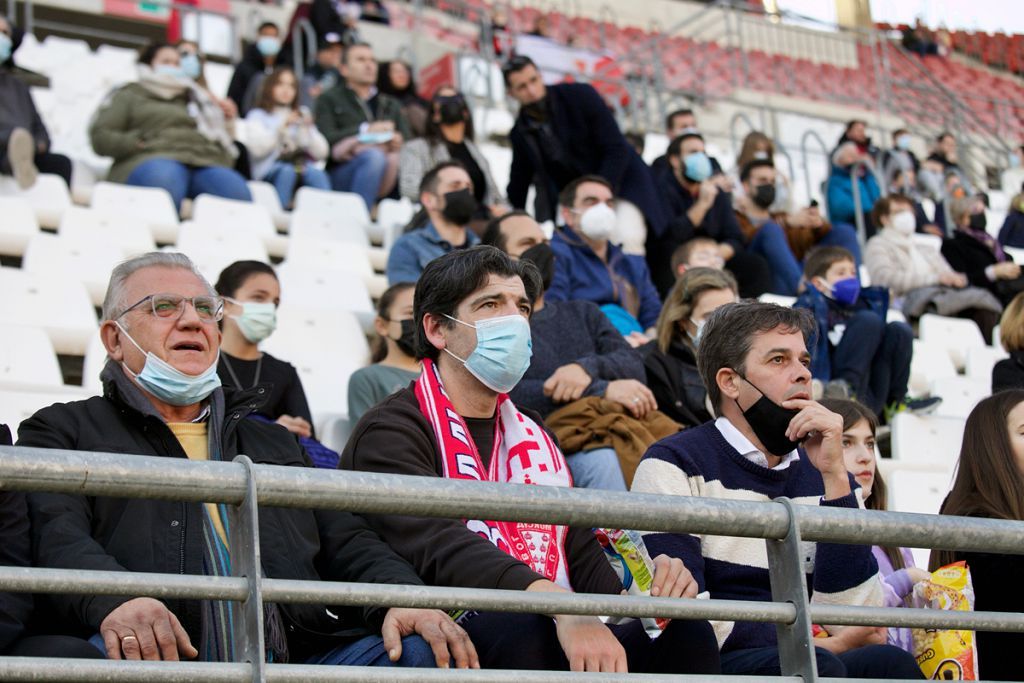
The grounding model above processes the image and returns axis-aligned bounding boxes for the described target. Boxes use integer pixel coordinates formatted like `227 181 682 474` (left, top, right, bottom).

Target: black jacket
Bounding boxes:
226 44 278 114
992 351 1024 394
0 68 51 158
641 340 711 428
507 82 666 235
0 423 34 654
941 231 1024 305
18 363 424 660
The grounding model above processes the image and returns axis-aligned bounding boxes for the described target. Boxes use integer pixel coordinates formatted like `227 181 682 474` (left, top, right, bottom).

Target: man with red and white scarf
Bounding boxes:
341 245 721 673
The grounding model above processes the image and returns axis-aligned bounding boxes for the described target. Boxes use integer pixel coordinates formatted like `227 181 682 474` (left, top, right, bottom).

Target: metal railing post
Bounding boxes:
800 129 829 208
766 498 817 680
851 164 866 246
230 455 266 681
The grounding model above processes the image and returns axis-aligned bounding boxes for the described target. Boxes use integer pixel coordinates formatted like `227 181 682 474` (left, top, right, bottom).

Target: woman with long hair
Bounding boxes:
642 267 738 427
346 282 420 423
245 67 330 206
376 59 429 137
929 390 1024 680
821 398 930 655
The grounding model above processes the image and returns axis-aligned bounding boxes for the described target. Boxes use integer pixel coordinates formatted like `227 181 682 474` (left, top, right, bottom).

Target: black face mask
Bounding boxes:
436 96 466 125
968 212 987 232
392 318 417 357
734 373 803 457
440 188 476 225
752 183 776 209
520 242 555 292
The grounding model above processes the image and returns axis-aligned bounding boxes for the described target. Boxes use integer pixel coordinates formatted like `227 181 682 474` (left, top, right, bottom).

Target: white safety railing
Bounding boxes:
1 445 1023 681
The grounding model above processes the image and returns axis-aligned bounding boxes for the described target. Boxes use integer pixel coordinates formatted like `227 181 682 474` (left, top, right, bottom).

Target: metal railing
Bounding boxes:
1 445 1024 681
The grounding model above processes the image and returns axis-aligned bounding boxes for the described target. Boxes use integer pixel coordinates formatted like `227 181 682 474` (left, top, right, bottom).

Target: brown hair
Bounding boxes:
735 131 775 169
558 174 612 210
670 237 719 275
999 291 1024 352
371 282 416 363
930 390 1024 570
697 301 815 411
255 67 299 113
654 268 737 354
869 193 915 231
820 398 904 570
802 245 855 281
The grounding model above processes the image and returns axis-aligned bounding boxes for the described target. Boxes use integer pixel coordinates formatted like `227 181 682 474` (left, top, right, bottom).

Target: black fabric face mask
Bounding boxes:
436 96 466 125
752 183 776 209
968 212 987 232
440 188 476 225
393 318 417 357
734 373 803 457
520 241 555 292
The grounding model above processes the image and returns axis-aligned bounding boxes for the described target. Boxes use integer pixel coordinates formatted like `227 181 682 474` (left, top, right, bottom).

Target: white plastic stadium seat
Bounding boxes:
82 331 107 394
275 264 375 329
21 233 124 307
919 313 986 371
884 465 953 517
908 339 958 397
191 194 286 257
289 207 371 248
285 239 373 278
0 196 39 257
889 412 965 465
91 182 180 244
0 324 63 388
173 222 269 284
0 267 98 355
1003 246 1024 264
294 187 371 230
247 181 289 231
930 376 989 420
0 173 71 228
375 198 415 250
260 307 370 419
965 345 1008 384
0 385 93 432
59 206 157 257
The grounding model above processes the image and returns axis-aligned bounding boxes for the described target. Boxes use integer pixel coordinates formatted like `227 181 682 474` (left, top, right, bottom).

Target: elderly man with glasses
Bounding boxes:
16 252 477 670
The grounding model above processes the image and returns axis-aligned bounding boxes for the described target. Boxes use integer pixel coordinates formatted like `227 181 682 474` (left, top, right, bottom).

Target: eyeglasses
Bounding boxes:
117 293 224 322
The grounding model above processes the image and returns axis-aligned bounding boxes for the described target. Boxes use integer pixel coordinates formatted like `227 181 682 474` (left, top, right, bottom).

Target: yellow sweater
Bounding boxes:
167 422 228 547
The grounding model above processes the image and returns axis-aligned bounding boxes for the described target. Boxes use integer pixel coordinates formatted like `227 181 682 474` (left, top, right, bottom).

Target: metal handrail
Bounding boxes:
1 445 1024 682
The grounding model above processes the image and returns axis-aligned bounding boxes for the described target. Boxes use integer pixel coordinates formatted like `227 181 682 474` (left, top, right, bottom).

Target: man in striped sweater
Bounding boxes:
632 301 923 678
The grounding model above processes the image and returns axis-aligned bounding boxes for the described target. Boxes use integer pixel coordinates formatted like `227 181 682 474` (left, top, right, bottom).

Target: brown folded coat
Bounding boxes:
545 396 683 487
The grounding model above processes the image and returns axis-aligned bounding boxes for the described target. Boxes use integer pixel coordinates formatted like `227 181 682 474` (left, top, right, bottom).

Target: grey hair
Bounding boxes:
696 301 816 412
949 195 978 228
101 252 214 322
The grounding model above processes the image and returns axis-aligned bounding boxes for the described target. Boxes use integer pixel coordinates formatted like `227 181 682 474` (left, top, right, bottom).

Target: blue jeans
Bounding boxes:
748 221 803 296
566 447 627 491
89 633 435 668
720 643 923 678
126 158 251 211
263 160 331 207
328 147 387 210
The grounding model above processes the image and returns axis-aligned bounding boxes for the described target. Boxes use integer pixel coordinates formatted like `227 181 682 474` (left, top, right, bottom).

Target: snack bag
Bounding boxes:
910 561 978 680
593 528 667 632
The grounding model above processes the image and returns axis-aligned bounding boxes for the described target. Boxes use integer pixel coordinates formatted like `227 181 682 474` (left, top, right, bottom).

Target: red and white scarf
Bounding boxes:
415 358 573 590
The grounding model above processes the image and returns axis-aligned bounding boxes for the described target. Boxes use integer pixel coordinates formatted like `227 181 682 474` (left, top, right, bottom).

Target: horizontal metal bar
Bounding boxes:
810 604 1024 632
260 580 797 624
3 448 1024 555
0 567 248 602
0 658 792 682
0 658 249 682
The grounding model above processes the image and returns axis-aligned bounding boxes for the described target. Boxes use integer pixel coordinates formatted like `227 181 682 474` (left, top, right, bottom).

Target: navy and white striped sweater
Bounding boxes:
632 420 883 653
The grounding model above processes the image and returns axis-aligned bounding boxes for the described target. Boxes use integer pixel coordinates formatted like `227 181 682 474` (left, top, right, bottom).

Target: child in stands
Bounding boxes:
796 246 939 420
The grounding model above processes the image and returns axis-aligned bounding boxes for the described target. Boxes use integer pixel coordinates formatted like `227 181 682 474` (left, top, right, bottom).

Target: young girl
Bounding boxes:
214 260 314 439
930 390 1024 681
245 67 330 206
821 398 930 655
347 282 421 423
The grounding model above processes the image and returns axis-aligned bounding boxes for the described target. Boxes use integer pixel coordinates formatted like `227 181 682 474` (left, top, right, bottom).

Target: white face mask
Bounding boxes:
576 202 617 241
890 210 916 235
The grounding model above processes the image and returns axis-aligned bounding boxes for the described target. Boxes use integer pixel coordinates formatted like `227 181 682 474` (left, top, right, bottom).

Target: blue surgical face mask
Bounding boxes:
256 35 281 57
116 322 221 406
154 63 187 80
689 317 706 346
1010 152 1021 169
0 33 12 63
228 300 277 343
179 52 201 80
443 314 532 393
896 134 912 151
821 276 861 307
683 151 712 183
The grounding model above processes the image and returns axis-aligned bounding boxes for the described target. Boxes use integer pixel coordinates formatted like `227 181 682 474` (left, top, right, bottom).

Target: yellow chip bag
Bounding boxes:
593 528 667 632
911 561 978 680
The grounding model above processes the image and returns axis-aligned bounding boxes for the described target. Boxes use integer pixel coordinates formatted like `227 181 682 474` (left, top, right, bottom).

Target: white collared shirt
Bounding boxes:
714 417 800 471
